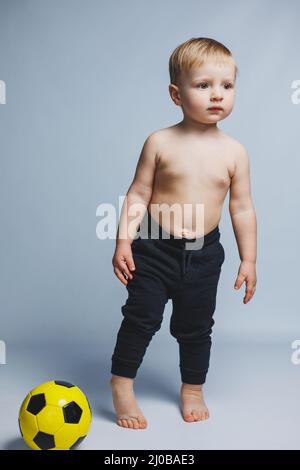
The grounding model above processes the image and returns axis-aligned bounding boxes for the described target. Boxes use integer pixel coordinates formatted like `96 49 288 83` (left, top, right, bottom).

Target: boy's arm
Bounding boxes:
113 133 158 286
117 133 159 244
229 144 257 303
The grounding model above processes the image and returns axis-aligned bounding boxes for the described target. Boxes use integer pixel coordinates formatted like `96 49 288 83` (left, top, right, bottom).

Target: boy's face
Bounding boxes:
169 61 236 125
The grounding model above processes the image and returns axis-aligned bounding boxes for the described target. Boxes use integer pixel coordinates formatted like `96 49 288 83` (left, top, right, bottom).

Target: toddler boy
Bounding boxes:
110 37 257 429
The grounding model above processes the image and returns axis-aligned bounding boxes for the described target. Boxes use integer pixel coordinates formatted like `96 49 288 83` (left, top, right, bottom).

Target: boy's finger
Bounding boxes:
119 260 133 279
234 275 245 289
125 255 136 271
114 267 128 286
244 292 253 303
246 279 256 292
244 285 256 303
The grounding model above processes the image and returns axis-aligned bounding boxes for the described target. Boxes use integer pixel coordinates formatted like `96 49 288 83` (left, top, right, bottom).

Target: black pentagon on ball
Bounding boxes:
54 380 75 388
27 393 46 415
70 435 86 450
63 401 82 423
33 431 55 450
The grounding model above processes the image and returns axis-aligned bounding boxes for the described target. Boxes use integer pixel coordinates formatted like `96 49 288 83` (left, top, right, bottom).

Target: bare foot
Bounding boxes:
180 383 210 422
110 375 148 429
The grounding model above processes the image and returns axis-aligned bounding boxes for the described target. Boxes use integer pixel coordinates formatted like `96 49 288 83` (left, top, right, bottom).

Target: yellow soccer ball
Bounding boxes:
18 380 92 450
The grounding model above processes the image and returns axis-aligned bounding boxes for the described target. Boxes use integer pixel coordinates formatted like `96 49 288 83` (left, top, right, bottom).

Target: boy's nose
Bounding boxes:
210 89 223 101
210 95 223 102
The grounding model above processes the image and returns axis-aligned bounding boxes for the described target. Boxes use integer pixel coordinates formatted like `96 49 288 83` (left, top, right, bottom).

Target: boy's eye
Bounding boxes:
197 82 209 89
224 83 234 89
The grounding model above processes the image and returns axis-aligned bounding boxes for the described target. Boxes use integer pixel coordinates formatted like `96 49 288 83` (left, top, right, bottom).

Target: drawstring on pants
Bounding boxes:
179 239 197 276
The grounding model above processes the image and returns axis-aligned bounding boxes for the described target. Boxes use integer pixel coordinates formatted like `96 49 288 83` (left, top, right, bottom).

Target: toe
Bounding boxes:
130 418 139 429
183 413 194 422
135 416 147 429
121 419 129 428
127 419 134 429
200 410 208 420
139 419 147 429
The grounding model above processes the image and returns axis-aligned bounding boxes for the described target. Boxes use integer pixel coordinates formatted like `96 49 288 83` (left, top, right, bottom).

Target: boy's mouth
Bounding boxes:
207 106 223 111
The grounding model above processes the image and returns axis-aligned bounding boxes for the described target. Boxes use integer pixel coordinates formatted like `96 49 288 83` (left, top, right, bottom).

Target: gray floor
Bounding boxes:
1 338 299 450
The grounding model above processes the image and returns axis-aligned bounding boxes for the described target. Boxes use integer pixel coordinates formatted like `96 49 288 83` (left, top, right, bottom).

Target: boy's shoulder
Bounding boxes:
145 127 172 145
219 131 250 172
142 127 174 162
219 130 248 155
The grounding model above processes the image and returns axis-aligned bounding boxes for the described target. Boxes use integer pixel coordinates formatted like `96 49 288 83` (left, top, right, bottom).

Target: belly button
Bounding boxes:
182 229 192 238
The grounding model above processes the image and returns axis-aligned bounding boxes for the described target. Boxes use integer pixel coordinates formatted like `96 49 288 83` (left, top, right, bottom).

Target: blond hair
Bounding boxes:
169 37 238 86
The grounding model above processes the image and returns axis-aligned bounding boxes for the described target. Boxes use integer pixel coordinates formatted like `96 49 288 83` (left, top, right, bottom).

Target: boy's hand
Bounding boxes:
112 241 136 286
234 260 257 304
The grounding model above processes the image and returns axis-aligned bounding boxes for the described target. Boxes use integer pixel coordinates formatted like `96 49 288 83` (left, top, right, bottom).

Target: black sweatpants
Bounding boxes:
111 211 225 384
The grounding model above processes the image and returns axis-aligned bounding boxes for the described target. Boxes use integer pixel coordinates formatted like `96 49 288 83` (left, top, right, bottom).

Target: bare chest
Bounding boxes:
155 147 234 191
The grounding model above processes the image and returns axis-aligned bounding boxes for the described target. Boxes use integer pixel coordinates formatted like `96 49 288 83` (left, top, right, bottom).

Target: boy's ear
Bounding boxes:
168 84 181 106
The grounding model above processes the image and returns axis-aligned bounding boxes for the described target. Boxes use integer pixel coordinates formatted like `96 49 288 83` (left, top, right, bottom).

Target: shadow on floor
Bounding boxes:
3 438 29 450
